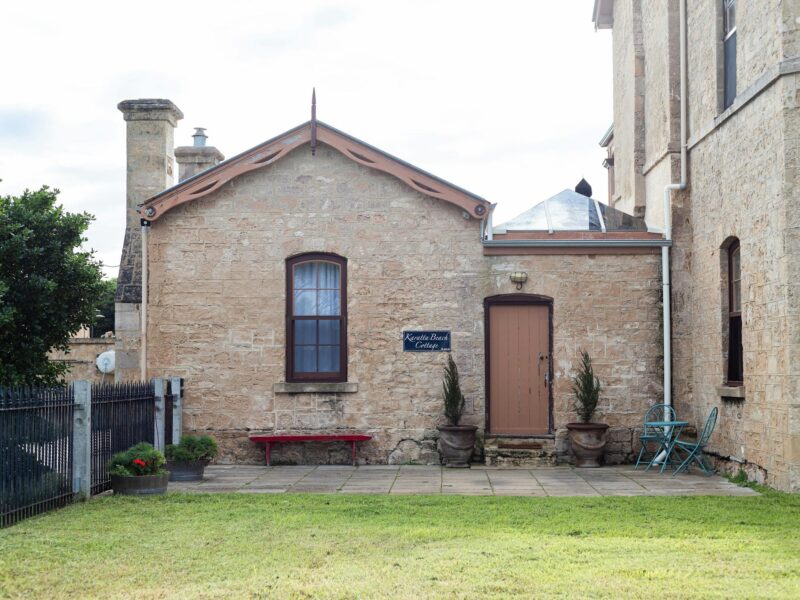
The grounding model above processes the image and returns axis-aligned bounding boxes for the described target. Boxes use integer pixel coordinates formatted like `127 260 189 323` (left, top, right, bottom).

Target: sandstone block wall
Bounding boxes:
48 338 115 383
146 144 487 464
144 142 664 465
607 0 800 490
487 253 663 464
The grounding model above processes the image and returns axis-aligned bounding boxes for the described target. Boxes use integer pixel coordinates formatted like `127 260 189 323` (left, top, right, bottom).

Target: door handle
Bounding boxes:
544 371 550 387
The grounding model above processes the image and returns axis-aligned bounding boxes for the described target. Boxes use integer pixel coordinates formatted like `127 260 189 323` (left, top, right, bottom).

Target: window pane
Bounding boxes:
319 320 340 344
318 262 340 289
294 345 317 373
294 291 316 316
724 0 735 36
294 320 316 345
318 290 340 316
731 246 741 312
732 281 741 312
319 346 340 372
294 262 316 289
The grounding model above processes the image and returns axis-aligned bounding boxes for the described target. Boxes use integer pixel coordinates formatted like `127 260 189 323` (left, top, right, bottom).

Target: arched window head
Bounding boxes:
286 253 347 382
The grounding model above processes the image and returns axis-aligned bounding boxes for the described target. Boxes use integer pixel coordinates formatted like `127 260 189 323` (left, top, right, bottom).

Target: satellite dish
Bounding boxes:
96 350 115 374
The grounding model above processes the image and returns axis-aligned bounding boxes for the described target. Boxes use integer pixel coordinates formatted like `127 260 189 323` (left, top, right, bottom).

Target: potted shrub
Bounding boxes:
165 434 219 481
107 442 169 495
436 354 477 468
565 350 609 468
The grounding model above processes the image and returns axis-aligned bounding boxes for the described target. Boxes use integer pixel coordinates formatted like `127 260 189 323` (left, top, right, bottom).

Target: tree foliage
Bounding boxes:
0 187 104 385
572 350 602 423
442 354 466 426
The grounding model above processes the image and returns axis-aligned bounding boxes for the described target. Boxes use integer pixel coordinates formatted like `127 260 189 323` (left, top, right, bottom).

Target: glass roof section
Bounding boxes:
493 189 648 233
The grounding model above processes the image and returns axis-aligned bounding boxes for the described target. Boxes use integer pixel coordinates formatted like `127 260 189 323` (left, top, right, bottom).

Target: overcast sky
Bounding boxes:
0 1 612 278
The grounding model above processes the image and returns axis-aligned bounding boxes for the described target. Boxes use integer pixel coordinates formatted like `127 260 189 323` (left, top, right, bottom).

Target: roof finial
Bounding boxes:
310 88 317 156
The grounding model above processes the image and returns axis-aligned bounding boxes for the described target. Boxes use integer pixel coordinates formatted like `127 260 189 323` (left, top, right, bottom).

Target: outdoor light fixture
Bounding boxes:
509 272 528 290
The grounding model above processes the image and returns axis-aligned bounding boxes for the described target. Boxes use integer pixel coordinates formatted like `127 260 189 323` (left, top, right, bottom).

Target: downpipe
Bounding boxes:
140 219 149 381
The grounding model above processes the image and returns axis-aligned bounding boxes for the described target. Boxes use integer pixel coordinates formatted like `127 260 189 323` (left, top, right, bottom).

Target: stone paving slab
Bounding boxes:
170 465 759 497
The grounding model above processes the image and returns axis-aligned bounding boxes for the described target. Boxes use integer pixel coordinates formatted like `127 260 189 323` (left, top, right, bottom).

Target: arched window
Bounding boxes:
286 253 347 382
726 239 743 383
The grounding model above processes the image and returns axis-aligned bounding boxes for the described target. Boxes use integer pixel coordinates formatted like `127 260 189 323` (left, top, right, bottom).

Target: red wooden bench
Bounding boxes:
249 434 372 466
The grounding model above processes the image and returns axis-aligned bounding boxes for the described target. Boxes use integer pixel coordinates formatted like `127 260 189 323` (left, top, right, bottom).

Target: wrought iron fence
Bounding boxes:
1 386 76 527
90 382 155 495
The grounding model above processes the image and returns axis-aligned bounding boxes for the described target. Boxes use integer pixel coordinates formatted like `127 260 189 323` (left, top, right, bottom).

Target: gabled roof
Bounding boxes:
493 189 647 234
140 121 491 221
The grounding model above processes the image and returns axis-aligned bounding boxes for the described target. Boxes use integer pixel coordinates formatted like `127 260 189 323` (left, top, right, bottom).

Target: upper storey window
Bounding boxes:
723 0 737 110
286 253 347 383
726 239 743 383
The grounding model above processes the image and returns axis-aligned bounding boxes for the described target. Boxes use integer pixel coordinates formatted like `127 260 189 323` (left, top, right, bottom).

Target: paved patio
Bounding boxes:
169 465 758 497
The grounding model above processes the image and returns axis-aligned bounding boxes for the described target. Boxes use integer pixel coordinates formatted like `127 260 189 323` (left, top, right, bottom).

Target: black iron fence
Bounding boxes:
1 386 76 528
2 378 181 527
90 382 155 495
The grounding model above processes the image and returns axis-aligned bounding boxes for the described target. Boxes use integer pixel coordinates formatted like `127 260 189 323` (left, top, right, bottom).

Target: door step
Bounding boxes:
484 437 558 467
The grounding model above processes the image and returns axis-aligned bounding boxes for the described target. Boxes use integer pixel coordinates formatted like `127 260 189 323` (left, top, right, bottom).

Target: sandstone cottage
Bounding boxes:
113 97 666 467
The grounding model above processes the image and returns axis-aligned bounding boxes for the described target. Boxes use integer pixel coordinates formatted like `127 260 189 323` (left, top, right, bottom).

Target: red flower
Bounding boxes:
133 459 147 467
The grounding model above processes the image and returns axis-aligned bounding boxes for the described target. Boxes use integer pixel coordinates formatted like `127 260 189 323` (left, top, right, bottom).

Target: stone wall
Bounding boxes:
486 253 663 464
146 143 487 464
144 141 665 465
605 0 800 490
49 338 115 383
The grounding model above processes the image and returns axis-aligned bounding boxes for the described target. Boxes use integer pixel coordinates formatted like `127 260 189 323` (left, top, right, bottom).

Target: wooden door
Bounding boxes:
488 303 550 435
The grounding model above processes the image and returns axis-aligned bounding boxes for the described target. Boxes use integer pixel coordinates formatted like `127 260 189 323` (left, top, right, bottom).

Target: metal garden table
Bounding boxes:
643 420 688 473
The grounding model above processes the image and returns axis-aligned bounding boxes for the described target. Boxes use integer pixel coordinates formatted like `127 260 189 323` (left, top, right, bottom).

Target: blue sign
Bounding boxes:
403 331 451 352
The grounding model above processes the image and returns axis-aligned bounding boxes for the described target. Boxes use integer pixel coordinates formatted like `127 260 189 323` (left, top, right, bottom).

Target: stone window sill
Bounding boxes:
716 384 745 400
273 382 358 394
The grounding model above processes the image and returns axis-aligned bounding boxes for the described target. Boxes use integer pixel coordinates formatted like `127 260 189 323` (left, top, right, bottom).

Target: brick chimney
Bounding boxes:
175 127 225 181
114 99 183 381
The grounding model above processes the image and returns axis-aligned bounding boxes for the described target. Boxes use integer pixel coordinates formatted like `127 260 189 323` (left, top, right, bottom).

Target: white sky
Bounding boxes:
0 1 612 278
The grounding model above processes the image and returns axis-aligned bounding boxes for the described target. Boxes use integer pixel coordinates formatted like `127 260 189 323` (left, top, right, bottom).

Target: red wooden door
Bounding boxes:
488 303 550 435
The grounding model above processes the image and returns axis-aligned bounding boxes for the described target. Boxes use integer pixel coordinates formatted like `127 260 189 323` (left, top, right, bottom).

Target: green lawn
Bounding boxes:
2 489 799 599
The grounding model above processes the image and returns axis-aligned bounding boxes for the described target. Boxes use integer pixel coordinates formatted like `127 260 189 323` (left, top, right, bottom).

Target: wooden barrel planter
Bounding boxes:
110 472 169 495
166 460 210 482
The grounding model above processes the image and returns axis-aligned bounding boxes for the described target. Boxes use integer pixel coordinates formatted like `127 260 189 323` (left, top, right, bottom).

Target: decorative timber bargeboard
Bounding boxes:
139 121 491 221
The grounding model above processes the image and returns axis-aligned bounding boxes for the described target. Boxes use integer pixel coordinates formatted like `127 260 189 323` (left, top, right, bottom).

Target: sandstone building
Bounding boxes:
593 0 800 491
113 97 667 467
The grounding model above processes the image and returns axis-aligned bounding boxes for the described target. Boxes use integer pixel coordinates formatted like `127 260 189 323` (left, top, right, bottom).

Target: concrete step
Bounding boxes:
483 436 558 467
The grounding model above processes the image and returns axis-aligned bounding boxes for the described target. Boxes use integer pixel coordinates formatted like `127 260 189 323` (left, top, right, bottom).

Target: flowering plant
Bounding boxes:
107 442 167 477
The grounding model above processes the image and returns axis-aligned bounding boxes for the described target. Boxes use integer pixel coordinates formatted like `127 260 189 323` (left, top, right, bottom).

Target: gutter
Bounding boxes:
483 239 671 248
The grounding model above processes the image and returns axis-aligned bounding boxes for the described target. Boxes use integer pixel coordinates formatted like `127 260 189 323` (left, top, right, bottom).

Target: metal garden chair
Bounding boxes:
635 404 677 469
672 407 718 476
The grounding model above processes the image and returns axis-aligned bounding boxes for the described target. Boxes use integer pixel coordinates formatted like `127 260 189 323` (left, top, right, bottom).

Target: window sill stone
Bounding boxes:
716 384 745 400
273 382 358 394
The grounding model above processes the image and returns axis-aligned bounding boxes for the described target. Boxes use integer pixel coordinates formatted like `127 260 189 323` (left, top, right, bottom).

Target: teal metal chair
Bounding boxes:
635 404 677 469
672 407 718 476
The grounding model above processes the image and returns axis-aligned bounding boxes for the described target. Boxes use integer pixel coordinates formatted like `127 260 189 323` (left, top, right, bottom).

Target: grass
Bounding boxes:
1 490 800 599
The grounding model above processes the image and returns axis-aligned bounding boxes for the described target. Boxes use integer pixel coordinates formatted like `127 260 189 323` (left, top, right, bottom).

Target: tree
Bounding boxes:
0 186 104 385
442 354 466 426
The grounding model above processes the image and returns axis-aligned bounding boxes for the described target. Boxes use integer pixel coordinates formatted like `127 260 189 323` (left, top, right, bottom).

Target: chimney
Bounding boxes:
175 127 225 182
114 99 182 380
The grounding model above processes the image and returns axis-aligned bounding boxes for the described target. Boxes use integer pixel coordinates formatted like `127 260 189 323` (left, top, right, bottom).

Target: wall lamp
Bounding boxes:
509 272 528 290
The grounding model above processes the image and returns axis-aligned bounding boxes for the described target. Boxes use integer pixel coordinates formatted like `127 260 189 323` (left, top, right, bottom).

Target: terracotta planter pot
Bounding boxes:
166 459 210 482
566 423 609 468
437 425 478 468
110 472 169 495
